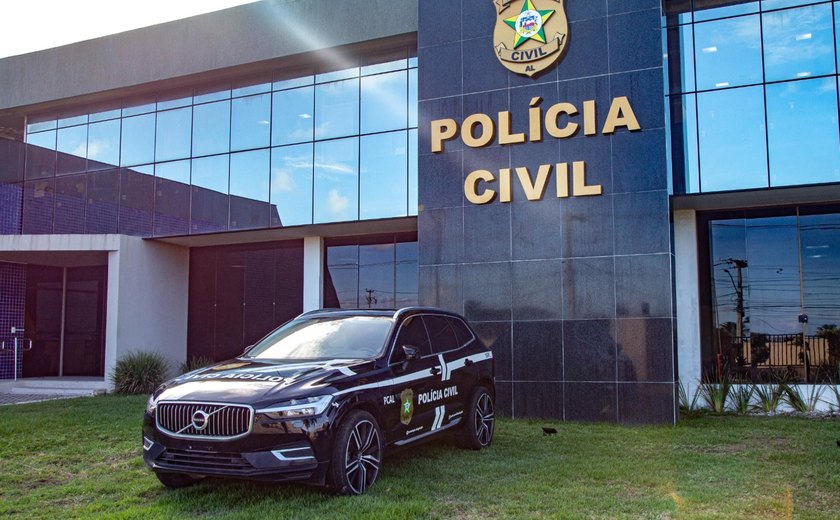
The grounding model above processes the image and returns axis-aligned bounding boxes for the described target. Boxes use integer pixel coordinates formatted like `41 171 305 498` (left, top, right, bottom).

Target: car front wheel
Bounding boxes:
328 410 383 495
458 386 495 450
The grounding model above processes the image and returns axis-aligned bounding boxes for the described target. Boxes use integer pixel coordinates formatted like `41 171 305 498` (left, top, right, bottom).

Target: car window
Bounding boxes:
244 316 392 359
424 315 460 354
448 317 474 348
392 315 431 359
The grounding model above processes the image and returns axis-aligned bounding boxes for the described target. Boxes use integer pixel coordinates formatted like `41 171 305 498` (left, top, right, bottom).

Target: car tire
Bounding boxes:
327 410 383 495
154 471 200 489
457 386 495 450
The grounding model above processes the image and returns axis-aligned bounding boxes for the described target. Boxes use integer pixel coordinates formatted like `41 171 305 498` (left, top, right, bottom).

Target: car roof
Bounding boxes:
297 307 465 321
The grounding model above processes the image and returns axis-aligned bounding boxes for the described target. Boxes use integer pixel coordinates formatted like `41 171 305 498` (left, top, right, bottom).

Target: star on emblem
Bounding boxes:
504 0 555 49
403 400 411 413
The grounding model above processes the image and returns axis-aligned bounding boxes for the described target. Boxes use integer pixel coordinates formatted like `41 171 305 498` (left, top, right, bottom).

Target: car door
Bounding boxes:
381 314 440 444
423 314 467 432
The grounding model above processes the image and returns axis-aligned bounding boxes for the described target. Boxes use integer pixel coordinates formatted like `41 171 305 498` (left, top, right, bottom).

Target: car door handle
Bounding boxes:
430 366 441 376
464 359 473 367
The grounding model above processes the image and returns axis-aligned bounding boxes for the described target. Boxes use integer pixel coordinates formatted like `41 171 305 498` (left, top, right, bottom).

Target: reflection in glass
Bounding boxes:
272 87 314 146
54 175 86 233
155 160 191 184
273 75 314 91
155 107 192 162
767 77 840 186
230 149 270 202
694 15 762 90
122 102 155 117
89 109 121 123
693 0 757 22
395 241 419 308
87 119 120 170
231 93 271 151
156 96 191 111
85 169 120 234
361 71 407 134
194 88 230 104
408 129 418 215
57 114 88 128
56 125 88 175
271 144 313 226
316 67 359 83
191 154 229 193
359 243 395 309
666 24 695 93
360 131 407 220
762 4 835 82
408 68 418 128
192 100 230 157
27 120 56 133
232 82 271 98
697 86 767 191
315 79 359 140
800 213 840 340
326 244 359 308
155 176 190 236
314 138 358 223
120 113 156 166
763 0 825 10
26 131 57 180
361 58 406 76
670 95 700 193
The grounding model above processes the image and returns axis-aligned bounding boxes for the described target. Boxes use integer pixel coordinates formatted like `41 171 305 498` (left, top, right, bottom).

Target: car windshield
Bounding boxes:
243 316 393 360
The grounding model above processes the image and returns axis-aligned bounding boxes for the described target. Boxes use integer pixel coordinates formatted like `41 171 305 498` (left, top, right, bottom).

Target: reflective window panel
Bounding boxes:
86 119 120 170
56 125 87 175
155 107 192 162
766 77 840 186
270 144 313 227
315 79 359 140
408 129 418 215
120 114 156 167
271 87 314 146
697 86 768 191
694 0 758 22
25 131 57 180
666 24 695 94
229 149 269 202
361 70 408 134
670 95 700 193
762 0 827 10
360 131 407 220
694 15 763 90
762 3 836 82
359 243 395 309
314 137 358 223
231 93 271 151
800 212 840 338
408 68 418 128
191 154 229 194
192 100 231 157
395 241 419 308
155 159 191 184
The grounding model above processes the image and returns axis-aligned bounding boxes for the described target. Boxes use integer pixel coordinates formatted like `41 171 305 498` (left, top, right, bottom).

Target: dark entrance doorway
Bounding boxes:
23 265 107 378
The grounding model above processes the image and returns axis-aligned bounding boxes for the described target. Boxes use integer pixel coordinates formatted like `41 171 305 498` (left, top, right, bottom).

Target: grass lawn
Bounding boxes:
0 395 838 519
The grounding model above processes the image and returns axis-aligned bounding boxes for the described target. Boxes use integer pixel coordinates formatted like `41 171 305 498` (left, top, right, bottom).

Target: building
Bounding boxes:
0 0 838 423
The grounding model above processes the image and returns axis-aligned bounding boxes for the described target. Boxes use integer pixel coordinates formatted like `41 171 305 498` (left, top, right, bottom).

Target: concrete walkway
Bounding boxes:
0 392 78 406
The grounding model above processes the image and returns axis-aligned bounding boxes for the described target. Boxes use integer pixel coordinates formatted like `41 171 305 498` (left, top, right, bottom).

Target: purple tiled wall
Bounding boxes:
0 262 26 379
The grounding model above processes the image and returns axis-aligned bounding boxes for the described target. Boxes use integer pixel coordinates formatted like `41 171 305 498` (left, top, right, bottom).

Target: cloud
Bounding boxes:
327 189 349 217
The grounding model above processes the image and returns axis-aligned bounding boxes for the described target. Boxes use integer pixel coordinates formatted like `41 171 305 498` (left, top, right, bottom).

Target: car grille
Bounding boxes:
157 402 253 440
157 448 252 471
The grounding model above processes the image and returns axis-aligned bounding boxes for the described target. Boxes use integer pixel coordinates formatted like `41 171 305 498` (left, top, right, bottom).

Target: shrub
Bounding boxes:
111 351 169 395
698 372 732 414
179 356 215 375
752 384 783 414
678 381 702 415
730 385 755 415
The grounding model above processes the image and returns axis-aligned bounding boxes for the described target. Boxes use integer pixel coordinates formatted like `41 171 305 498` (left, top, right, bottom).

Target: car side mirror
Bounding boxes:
397 345 419 372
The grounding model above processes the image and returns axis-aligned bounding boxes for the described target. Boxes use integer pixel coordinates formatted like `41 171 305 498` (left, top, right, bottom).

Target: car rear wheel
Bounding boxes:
457 386 495 450
155 471 200 489
328 410 383 495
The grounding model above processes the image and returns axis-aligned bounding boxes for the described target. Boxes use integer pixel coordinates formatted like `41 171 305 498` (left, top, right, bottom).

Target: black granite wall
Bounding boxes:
417 0 676 423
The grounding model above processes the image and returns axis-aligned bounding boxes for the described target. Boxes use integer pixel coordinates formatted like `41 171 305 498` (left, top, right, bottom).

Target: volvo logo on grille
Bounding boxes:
192 410 210 431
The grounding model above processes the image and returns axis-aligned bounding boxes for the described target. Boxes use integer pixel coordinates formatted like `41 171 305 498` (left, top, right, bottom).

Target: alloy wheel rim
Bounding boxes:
474 393 495 446
344 419 381 494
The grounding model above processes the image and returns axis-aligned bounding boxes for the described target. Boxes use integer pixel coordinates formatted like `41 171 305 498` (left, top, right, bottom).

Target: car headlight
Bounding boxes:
146 394 159 414
259 395 333 420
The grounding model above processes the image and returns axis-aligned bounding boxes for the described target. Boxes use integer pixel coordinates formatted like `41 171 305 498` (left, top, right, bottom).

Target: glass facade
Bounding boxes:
324 234 419 310
17 52 418 237
665 0 840 193
702 205 840 382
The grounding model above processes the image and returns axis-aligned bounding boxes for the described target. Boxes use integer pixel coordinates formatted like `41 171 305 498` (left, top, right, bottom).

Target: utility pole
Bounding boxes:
364 288 377 309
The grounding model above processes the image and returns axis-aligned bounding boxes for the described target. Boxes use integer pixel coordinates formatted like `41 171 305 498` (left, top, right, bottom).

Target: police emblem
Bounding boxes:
400 388 414 425
493 0 568 77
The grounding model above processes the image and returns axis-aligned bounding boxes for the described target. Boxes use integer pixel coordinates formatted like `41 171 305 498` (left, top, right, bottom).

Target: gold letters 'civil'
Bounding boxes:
493 0 568 77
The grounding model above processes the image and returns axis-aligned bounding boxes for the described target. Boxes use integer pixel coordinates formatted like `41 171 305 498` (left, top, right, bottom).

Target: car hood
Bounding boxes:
155 358 375 406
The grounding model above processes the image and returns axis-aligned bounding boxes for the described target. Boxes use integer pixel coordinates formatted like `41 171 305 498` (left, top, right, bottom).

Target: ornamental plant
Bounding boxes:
111 351 170 395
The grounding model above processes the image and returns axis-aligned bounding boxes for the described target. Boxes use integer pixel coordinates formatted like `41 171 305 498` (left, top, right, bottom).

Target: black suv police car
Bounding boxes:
143 307 495 495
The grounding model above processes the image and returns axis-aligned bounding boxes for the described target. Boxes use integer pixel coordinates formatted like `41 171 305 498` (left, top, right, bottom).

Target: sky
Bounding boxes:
0 0 260 59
